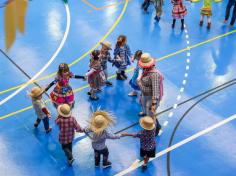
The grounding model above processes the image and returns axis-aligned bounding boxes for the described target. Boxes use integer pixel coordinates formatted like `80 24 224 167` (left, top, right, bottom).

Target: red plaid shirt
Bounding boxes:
56 116 81 144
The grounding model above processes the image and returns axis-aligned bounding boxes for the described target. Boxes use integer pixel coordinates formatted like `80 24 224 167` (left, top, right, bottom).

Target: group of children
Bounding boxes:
29 91 158 170
142 0 235 29
28 33 160 170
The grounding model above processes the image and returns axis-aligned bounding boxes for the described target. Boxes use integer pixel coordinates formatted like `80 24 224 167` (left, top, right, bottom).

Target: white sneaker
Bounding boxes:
128 91 138 96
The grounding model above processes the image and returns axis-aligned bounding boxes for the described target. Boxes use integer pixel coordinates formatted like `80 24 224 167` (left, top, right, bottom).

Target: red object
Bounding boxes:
56 116 81 144
42 107 50 116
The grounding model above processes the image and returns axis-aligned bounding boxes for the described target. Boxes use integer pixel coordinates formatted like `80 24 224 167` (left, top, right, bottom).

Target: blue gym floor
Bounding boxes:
1 0 236 175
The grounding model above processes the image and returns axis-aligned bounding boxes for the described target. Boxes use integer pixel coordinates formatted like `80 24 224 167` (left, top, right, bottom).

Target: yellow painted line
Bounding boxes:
0 0 129 96
82 0 125 11
1 29 236 120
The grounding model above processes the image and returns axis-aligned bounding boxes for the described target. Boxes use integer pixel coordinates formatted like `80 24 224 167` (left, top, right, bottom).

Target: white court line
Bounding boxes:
114 114 236 176
0 3 71 106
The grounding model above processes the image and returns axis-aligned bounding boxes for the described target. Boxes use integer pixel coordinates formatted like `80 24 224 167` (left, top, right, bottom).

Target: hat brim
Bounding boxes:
100 42 112 50
28 90 44 98
90 121 109 134
139 118 155 131
138 59 155 68
90 111 114 134
57 105 71 118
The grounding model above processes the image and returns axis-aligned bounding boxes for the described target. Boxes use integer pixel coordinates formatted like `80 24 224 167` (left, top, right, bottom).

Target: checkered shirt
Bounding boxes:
138 70 160 100
56 116 81 144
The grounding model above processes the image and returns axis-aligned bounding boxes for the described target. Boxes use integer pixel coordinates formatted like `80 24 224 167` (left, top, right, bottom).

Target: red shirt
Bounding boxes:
56 116 81 144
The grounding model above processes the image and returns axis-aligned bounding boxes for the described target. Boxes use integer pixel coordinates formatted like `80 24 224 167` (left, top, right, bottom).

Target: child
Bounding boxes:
171 0 187 30
45 63 85 109
224 0 236 27
100 41 113 86
128 50 143 97
113 35 132 80
56 104 82 166
192 0 222 29
84 110 123 168
86 50 106 100
122 116 156 171
29 87 52 133
154 0 164 22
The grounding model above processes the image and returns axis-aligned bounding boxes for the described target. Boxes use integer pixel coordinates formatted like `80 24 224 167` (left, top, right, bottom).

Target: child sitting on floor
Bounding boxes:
122 116 157 171
84 110 124 168
29 87 52 133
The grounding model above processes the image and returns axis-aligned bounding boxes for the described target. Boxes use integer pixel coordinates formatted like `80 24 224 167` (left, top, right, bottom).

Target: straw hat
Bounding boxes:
100 41 112 50
139 116 155 130
57 104 71 117
28 87 44 98
138 53 155 68
90 111 115 134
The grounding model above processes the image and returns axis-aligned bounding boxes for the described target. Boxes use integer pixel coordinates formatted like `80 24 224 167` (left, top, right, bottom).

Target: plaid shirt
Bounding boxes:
138 69 161 100
56 116 81 144
135 129 156 151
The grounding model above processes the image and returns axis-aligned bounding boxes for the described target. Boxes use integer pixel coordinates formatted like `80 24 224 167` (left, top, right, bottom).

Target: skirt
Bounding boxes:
88 71 106 89
50 85 74 106
140 148 156 158
172 5 187 19
129 68 140 91
200 7 212 17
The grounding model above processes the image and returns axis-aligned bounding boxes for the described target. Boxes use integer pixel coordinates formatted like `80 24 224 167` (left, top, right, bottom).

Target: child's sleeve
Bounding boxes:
107 52 114 63
42 107 50 116
45 78 58 92
85 68 96 77
55 117 60 125
73 118 82 132
71 72 85 79
106 130 121 139
133 132 141 138
84 126 93 139
126 45 132 57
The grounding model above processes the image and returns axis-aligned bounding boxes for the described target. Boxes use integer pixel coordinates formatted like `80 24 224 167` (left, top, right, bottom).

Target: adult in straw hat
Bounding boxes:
56 104 82 166
122 116 157 171
100 41 113 86
137 52 164 135
84 111 124 168
29 87 52 133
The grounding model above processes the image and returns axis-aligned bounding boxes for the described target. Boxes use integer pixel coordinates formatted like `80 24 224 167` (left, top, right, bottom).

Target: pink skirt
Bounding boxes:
50 85 74 106
172 5 187 19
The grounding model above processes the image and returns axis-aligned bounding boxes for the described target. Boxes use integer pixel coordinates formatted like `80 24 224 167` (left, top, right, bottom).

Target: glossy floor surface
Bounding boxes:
0 0 236 175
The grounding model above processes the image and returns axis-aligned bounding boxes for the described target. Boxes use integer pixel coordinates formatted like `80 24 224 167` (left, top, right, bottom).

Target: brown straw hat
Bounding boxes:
139 116 155 130
90 111 115 135
100 41 112 50
138 53 155 68
28 87 44 98
57 104 71 117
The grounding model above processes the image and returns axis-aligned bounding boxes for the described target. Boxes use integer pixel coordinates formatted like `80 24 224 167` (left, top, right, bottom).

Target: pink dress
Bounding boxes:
172 0 187 19
50 73 74 107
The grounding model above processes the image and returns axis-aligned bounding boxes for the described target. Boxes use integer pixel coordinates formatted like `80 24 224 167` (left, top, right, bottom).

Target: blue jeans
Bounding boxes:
35 117 49 130
225 0 236 25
